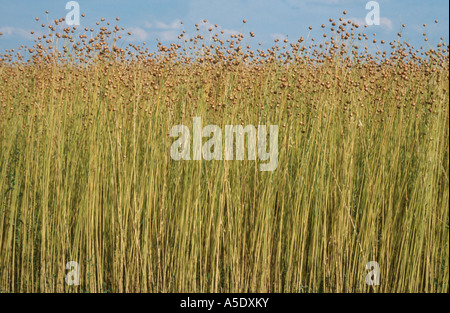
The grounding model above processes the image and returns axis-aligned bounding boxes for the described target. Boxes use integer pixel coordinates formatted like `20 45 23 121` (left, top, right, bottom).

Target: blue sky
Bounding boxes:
0 0 448 54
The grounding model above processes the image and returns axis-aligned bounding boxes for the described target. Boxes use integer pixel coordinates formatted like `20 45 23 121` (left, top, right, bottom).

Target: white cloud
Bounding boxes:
284 0 340 8
222 28 240 36
0 26 36 39
137 19 183 41
203 21 239 36
144 19 182 30
128 19 237 43
348 17 367 26
127 27 149 41
380 17 393 30
125 20 183 42
349 17 393 30
157 30 179 41
156 20 182 30
271 33 288 41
